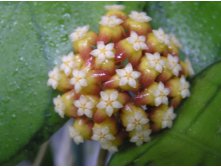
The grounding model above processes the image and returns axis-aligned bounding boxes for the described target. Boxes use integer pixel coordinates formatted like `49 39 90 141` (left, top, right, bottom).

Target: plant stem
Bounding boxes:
33 141 49 166
97 148 108 166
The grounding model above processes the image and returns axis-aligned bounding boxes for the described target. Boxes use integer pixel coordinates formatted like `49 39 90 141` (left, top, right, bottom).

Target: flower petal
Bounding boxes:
110 91 118 100
112 101 123 108
129 78 137 88
106 106 114 117
97 101 106 109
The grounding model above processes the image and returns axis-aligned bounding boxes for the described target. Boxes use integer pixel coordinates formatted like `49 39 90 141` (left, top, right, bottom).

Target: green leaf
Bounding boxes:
109 60 221 165
0 2 146 164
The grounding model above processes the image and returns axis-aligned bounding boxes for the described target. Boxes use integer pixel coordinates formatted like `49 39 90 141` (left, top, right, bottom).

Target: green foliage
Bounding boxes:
109 2 221 165
0 2 145 164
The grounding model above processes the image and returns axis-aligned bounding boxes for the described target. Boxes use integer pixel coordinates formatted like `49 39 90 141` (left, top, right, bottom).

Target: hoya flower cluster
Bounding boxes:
48 4 193 152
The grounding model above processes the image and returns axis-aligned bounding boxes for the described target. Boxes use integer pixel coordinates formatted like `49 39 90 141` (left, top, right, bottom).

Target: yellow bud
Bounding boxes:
116 39 142 66
124 18 152 36
73 118 93 140
99 25 125 44
138 56 159 88
135 82 158 106
150 105 168 131
146 33 168 55
56 71 72 92
106 10 127 20
61 90 78 118
73 31 97 59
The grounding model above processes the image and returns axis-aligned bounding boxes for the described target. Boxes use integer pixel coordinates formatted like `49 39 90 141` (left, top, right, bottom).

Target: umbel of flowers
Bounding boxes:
48 4 194 152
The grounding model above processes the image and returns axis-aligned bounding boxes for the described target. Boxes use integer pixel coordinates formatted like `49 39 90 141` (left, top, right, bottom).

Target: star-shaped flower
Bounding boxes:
127 31 148 51
153 28 170 45
116 63 141 88
99 15 123 27
97 90 123 117
69 126 84 144
105 4 125 11
90 42 114 63
130 128 151 146
53 95 65 118
153 82 170 106
47 67 60 89
169 34 182 48
162 107 176 128
126 112 149 131
60 52 74 76
101 141 118 153
92 126 115 143
70 70 88 93
167 54 181 76
129 11 152 23
74 95 96 118
180 76 190 98
145 52 165 73
69 25 89 42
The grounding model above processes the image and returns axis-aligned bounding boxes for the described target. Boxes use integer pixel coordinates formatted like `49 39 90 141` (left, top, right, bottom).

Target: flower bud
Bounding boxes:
116 31 148 66
146 28 169 55
69 118 93 144
105 4 127 20
70 25 97 60
124 11 152 36
47 67 72 92
150 105 176 132
138 52 165 87
104 63 141 91
121 103 149 132
94 89 126 122
90 42 116 74
98 15 125 43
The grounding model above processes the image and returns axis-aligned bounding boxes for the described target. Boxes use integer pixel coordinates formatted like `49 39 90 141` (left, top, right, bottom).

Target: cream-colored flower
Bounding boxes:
116 63 141 88
180 76 190 98
74 95 96 118
99 15 123 27
127 31 148 51
169 34 182 48
162 107 176 129
145 52 165 73
105 4 125 11
92 126 115 143
153 82 170 106
126 112 149 131
47 67 60 89
97 90 123 117
101 141 118 152
130 129 151 146
90 42 114 63
68 126 84 144
70 70 88 93
129 11 152 23
167 54 181 76
69 25 89 42
53 95 65 118
153 28 170 45
60 52 74 76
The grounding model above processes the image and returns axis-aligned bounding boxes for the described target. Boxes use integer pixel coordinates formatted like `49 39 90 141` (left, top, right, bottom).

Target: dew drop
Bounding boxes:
12 114 16 118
